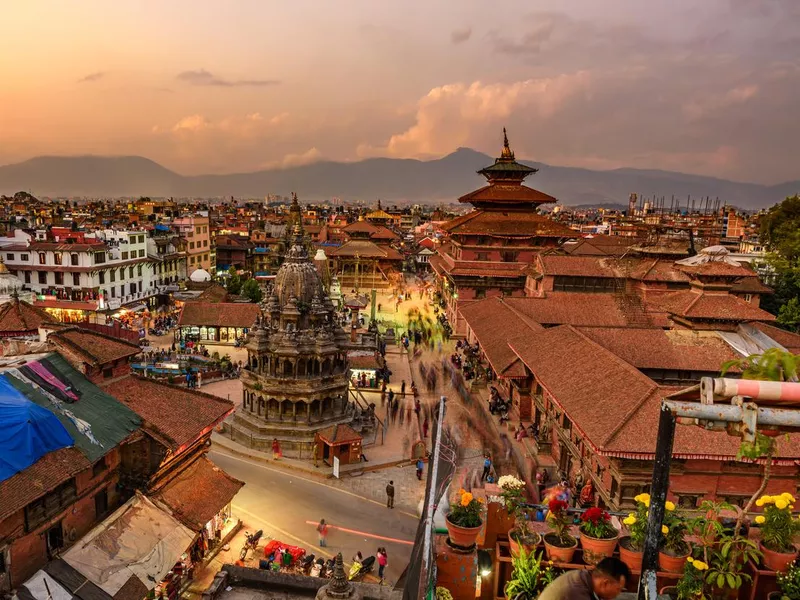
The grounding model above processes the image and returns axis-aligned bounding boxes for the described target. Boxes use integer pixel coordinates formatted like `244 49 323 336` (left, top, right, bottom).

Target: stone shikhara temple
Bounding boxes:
230 212 376 457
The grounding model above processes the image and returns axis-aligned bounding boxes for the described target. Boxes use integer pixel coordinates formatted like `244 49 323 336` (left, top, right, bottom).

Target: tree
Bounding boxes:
241 279 263 303
777 297 800 332
226 266 242 295
759 195 800 320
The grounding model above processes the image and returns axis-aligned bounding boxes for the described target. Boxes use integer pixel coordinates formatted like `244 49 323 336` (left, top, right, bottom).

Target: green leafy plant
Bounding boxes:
242 278 263 303
776 559 800 600
661 504 690 557
755 493 800 554
498 475 537 546
704 533 762 595
503 546 557 600
622 494 650 551
448 489 483 528
675 557 710 600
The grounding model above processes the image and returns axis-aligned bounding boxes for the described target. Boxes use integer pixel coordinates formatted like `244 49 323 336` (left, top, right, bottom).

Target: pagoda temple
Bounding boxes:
229 213 358 457
430 129 575 334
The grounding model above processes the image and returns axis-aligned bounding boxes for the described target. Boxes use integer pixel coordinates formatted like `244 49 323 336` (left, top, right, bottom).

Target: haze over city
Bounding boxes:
3 0 800 183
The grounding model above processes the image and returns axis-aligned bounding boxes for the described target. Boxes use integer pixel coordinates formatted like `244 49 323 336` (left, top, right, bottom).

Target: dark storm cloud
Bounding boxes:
175 69 280 87
450 27 472 44
77 71 105 83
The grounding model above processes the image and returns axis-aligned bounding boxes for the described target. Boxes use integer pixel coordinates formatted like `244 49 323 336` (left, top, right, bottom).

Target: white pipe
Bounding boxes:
421 395 446 599
703 377 800 403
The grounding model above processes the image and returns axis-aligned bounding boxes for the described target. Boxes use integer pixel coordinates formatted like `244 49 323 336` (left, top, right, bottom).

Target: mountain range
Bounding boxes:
1 148 797 209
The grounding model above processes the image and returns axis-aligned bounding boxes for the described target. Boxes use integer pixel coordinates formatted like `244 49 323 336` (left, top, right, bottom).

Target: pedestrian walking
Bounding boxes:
386 480 395 508
272 438 282 460
388 388 394 406
481 454 492 482
377 547 388 581
401 380 406 396
399 403 405 425
422 417 429 438
416 458 424 480
312 443 319 468
316 519 328 547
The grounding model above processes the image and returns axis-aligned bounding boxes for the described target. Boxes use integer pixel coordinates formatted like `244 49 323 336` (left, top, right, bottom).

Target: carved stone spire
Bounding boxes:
319 553 353 598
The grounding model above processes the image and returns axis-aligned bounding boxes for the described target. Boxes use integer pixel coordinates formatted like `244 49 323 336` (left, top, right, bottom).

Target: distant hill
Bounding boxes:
0 148 793 209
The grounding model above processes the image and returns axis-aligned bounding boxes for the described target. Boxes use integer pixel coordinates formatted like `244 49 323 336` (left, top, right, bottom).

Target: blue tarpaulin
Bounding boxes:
0 375 74 482
155 224 171 231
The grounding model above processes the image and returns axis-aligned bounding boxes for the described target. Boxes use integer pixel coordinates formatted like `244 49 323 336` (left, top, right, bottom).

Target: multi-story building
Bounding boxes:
147 227 188 287
173 215 213 274
0 229 159 321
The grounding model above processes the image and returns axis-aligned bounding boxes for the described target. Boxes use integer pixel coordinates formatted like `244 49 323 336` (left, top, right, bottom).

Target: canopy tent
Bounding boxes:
15 570 74 600
0 374 73 482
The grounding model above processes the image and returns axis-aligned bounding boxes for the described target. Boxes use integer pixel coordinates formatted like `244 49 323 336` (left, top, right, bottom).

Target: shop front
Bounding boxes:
176 302 262 346
348 352 383 389
33 299 101 324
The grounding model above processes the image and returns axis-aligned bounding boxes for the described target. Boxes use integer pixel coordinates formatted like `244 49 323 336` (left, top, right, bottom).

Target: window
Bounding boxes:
94 252 106 264
190 256 195 265
128 267 133 278
204 253 209 261
203 240 208 247
54 253 62 265
137 265 142 277
476 252 488 261
139 235 145 244
501 251 518 262
121 251 129 260
130 283 136 295
46 523 64 557
610 477 619 500
196 226 202 234
73 273 80 286
137 282 142 292
475 289 486 299
110 270 116 282
119 268 125 280
25 271 31 284
190 241 195 249
677 494 700 509
92 458 107 477
6 253 14 261
203 226 207 233
55 272 64 285
38 272 47 284
0 548 5 573
71 253 79 266
38 252 46 264
119 285 124 297
24 480 77 532
98 271 105 284
744 294 753 303
138 249 144 258
110 287 115 298
103 367 113 378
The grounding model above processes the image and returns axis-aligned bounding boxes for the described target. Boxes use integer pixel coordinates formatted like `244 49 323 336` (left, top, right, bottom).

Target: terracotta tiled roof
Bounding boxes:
49 327 141 365
676 262 758 277
627 259 692 283
318 423 362 445
328 239 403 260
0 447 89 522
152 455 244 530
178 301 261 328
457 184 557 206
751 322 800 353
648 290 776 322
564 236 640 256
502 293 646 327
459 298 543 378
440 210 576 237
103 375 234 450
540 256 622 278
193 283 230 303
342 220 379 235
576 327 740 372
730 276 773 294
0 299 54 333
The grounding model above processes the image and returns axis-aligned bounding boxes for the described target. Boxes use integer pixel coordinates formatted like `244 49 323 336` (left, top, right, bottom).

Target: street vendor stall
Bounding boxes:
315 424 363 466
348 352 383 388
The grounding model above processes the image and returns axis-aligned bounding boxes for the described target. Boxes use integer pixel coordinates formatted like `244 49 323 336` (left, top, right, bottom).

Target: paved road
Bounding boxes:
208 448 418 584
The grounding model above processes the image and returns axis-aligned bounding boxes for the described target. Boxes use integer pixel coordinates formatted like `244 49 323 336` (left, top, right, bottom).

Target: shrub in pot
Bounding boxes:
619 493 650 572
775 559 800 600
578 507 618 566
445 488 484 549
503 546 556 600
498 475 541 555
659 503 691 573
755 492 800 573
674 557 710 600
543 498 577 563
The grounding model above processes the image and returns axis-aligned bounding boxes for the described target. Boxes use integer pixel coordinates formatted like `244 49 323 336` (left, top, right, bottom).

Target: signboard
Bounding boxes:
333 456 340 479
107 299 121 310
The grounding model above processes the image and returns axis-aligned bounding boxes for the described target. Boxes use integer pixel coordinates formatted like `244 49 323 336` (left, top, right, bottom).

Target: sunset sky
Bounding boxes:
1 0 798 183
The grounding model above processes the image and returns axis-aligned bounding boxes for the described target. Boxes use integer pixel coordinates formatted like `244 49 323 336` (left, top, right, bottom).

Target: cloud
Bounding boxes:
175 69 280 87
171 114 210 132
77 71 105 83
450 27 472 44
276 147 322 169
683 84 759 120
360 74 591 158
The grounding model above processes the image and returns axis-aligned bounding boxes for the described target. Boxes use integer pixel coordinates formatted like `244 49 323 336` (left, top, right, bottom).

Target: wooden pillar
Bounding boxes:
319 398 324 418
307 402 312 424
292 401 297 421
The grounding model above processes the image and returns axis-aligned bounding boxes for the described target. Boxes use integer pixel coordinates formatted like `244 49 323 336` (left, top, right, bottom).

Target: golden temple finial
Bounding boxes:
500 127 515 160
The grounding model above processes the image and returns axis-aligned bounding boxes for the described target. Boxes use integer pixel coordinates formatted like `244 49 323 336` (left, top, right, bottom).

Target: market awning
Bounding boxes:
348 353 381 370
56 492 194 600
34 300 98 311
150 456 244 530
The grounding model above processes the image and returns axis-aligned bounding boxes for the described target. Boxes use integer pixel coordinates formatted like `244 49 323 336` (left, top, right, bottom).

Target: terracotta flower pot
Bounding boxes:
508 528 542 557
580 531 619 566
619 536 643 573
658 548 690 573
445 515 483 549
543 533 577 564
760 542 799 573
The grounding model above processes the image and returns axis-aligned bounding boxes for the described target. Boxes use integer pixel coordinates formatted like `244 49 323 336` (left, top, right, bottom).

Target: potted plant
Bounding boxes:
672 557 710 600
660 502 692 573
755 493 800 572
445 488 484 549
435 587 454 600
498 475 541 556
543 498 577 563
619 493 649 572
578 507 619 566
704 531 762 599
503 546 556 600
774 559 800 599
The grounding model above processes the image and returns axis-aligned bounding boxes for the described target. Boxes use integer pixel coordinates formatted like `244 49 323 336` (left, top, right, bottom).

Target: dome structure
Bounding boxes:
189 268 212 282
273 225 325 309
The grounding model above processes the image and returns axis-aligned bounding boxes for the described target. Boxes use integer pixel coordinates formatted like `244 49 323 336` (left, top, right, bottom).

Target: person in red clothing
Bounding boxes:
377 547 388 582
317 519 328 547
272 438 282 460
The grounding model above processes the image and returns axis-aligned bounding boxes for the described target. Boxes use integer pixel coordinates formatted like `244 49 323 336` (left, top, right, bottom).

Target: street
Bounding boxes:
207 447 418 585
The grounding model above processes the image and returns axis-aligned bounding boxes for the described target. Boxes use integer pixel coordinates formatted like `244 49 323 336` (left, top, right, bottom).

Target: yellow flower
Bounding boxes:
478 498 485 504
693 560 709 571
781 492 796 503
661 525 669 534
634 493 651 506
759 495 774 505
461 492 474 506
687 557 694 564
665 501 676 511
775 497 789 510
756 498 765 507
459 488 466 495
623 516 636 526
755 515 766 524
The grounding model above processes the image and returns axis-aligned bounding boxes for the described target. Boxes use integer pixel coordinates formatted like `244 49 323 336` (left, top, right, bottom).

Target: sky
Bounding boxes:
1 0 799 183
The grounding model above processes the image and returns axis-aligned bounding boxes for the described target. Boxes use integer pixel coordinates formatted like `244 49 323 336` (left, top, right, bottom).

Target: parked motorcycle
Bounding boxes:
239 529 263 561
347 555 375 581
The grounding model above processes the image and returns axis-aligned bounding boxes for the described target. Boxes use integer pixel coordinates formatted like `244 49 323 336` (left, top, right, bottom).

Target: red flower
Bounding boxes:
549 499 568 514
581 507 609 525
